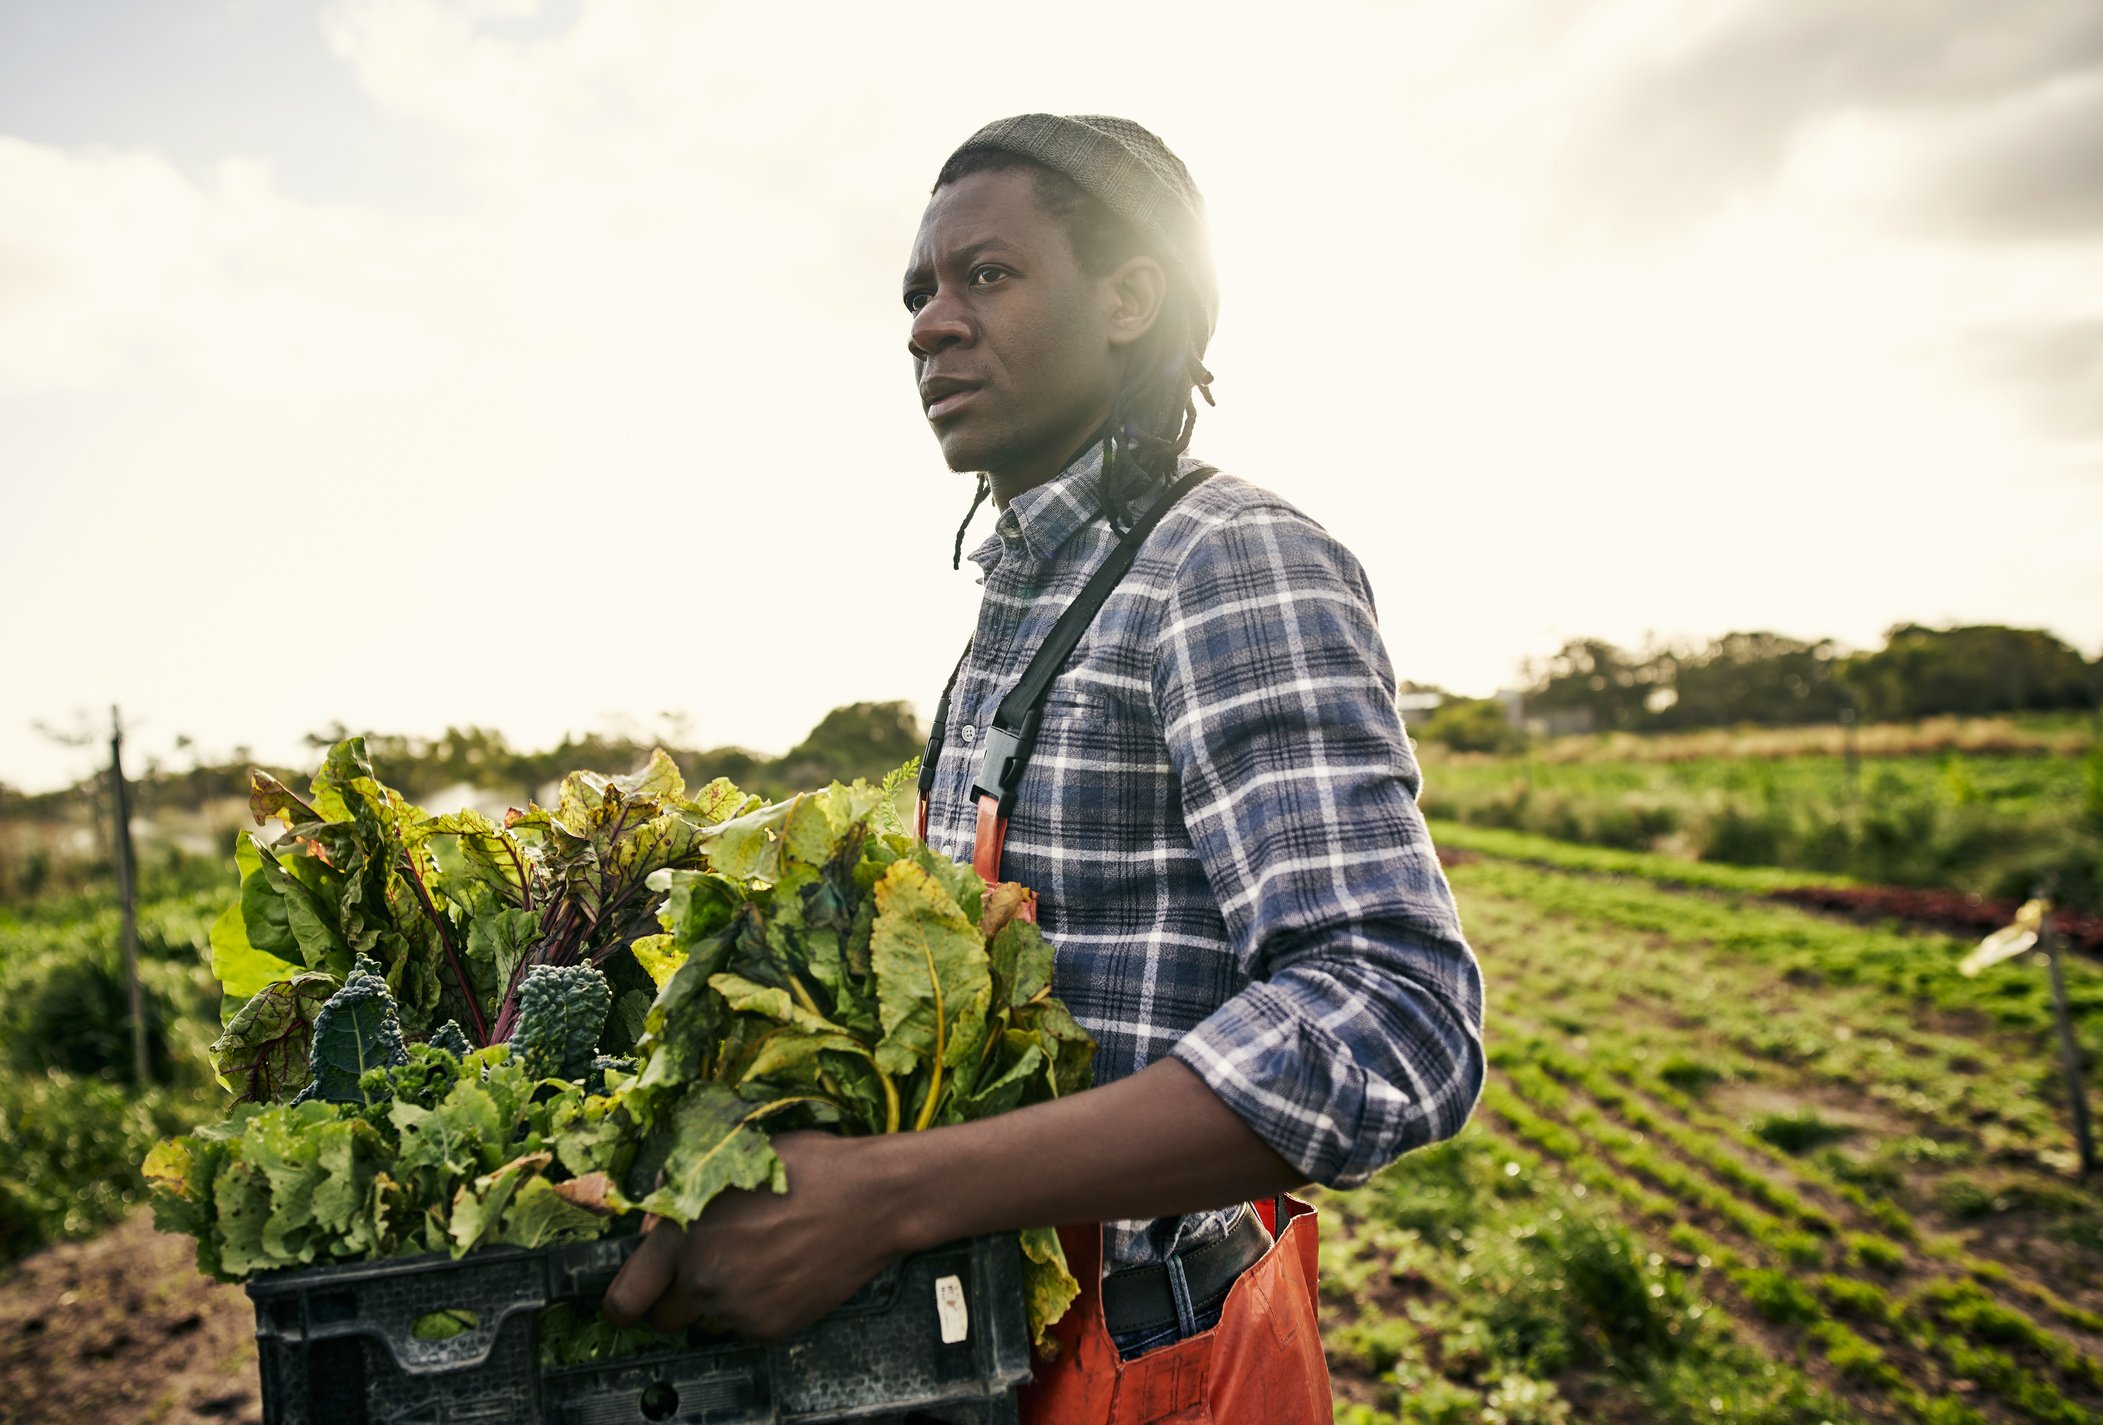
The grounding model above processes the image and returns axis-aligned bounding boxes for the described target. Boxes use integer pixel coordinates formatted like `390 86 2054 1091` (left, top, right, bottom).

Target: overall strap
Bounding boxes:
952 465 1216 889
915 643 969 843
917 466 1216 875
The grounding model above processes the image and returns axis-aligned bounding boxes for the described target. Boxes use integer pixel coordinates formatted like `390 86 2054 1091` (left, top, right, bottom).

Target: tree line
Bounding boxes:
1419 623 2100 752
0 702 927 826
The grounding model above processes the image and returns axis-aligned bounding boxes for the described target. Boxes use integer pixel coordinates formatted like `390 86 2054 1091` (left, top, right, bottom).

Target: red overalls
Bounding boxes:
920 784 1334 1424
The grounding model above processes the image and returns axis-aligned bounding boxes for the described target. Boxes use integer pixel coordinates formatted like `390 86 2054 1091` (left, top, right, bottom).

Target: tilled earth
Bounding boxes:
0 1210 259 1425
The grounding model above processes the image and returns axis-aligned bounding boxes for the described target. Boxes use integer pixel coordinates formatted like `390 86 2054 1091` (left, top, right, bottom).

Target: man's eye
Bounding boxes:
904 291 930 314
970 266 1006 287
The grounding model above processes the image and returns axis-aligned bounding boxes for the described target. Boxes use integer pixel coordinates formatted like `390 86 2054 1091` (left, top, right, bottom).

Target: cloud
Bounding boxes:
0 136 466 396
1899 72 2103 242
4 0 2102 793
1557 0 2103 235
1969 317 2103 444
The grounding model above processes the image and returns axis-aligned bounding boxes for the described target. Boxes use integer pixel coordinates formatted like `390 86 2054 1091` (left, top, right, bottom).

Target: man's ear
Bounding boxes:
1104 256 1167 349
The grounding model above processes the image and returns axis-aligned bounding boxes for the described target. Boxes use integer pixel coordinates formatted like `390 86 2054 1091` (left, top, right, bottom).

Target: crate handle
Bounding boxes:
543 1233 646 1301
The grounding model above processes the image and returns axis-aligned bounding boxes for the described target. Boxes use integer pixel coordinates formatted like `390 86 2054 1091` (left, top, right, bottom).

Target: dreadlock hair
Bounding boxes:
934 149 1216 569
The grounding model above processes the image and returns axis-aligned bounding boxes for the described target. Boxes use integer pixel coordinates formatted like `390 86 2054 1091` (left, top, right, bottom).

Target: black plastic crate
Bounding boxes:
245 1232 1032 1424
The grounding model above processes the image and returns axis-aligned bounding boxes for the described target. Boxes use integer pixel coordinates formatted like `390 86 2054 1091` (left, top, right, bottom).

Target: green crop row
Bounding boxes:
1489 1066 2102 1424
1430 820 1856 894
1420 742 2103 910
1513 1012 2103 1345
1337 1111 1868 1425
1454 860 2084 1153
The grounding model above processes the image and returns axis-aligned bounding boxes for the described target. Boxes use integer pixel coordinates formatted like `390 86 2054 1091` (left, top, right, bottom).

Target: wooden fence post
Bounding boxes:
109 707 150 1087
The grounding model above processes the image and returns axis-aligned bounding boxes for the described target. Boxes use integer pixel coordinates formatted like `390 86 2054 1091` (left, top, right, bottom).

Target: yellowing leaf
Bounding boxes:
979 882 1035 941
638 1085 789 1224
709 972 851 1037
500 1174 610 1249
449 1151 550 1256
870 860 990 1073
1019 1225 1080 1352
630 933 683 989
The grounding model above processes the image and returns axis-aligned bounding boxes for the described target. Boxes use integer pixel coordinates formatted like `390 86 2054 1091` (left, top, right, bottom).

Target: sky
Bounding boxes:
4 0 2100 792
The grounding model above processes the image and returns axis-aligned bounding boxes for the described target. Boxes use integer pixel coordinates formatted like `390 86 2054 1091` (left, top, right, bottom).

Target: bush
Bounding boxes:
4 951 175 1077
1420 699 1529 756
0 945 214 1081
1578 796 1681 852
0 1072 218 1262
1699 805 1785 867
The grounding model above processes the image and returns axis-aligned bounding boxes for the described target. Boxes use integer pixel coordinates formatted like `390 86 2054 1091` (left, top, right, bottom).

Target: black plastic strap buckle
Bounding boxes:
969 711 1039 815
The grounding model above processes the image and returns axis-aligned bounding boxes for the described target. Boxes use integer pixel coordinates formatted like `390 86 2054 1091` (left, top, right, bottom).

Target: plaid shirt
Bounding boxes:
923 442 1485 1271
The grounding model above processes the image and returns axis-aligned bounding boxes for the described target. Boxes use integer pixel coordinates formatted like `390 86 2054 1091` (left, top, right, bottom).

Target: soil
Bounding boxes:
1705 1077 1917 1144
0 1210 259 1425
1765 884 2103 957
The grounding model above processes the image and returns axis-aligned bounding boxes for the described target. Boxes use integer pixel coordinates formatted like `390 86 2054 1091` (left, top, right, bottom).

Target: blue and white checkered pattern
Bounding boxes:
922 442 1486 1272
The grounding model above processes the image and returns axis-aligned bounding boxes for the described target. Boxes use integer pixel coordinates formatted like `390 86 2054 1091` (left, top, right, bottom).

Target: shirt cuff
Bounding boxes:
1166 976 1409 1190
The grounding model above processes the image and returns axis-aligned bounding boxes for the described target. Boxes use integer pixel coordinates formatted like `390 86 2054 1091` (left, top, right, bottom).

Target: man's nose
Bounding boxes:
908 291 972 358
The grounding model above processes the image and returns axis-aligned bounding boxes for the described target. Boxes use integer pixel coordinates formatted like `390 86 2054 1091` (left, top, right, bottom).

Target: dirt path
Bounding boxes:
0 1210 259 1425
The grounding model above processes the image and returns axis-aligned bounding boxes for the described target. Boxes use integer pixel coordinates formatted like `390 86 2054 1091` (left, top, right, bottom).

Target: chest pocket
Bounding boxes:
1038 684 1114 731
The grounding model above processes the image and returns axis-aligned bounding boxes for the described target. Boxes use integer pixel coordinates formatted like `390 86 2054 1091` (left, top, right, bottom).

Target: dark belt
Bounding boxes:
1100 1206 1273 1335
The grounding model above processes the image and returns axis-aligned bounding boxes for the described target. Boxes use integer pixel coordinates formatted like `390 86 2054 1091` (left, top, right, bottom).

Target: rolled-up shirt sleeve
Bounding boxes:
1154 502 1486 1188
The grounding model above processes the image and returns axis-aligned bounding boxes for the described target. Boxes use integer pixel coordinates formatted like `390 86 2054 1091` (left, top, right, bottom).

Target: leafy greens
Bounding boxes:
150 743 1095 1353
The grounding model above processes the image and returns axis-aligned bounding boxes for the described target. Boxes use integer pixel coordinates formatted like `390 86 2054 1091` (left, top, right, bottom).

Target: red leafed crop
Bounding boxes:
1765 885 2103 958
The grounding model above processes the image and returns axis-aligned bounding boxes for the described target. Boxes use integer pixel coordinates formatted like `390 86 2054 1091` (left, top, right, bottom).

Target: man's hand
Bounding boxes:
599 1132 904 1342
598 1059 1301 1342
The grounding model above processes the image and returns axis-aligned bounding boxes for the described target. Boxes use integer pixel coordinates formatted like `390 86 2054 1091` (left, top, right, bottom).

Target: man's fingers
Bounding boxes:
600 1221 681 1328
646 1280 710 1336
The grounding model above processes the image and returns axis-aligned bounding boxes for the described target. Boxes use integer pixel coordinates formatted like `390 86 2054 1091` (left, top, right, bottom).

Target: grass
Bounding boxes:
0 879 226 1268
1461 714 2096 766
1318 835 2103 1423
6 786 2103 1420
1418 730 2103 910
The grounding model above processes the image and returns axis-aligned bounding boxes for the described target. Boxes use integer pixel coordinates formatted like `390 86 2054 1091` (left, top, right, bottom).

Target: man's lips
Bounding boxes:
926 387 977 421
921 377 980 422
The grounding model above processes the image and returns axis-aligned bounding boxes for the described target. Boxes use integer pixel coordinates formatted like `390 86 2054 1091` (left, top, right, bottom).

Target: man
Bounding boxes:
605 114 1485 1418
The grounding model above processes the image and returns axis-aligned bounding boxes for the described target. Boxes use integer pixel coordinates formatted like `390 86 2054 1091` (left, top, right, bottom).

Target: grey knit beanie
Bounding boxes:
943 113 1218 350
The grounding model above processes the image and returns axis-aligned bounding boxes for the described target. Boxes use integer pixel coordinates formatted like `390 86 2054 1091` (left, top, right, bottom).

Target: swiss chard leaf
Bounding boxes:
869 859 991 1118
636 1084 789 1223
209 846 299 1018
211 972 343 1103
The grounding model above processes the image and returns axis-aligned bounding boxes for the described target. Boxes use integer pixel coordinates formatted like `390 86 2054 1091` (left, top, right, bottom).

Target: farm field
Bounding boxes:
1319 848 2103 1424
4 830 2103 1421
1486 716 2096 766
1419 721 2103 914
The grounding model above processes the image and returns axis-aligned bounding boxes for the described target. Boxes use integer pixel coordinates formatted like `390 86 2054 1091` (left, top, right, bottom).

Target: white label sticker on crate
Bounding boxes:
935 1274 969 1344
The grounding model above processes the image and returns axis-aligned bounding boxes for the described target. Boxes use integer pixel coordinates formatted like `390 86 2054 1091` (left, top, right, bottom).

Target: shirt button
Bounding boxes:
960 724 976 744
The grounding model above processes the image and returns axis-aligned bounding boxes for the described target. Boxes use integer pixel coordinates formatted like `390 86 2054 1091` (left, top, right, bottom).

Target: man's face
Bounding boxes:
903 168 1122 491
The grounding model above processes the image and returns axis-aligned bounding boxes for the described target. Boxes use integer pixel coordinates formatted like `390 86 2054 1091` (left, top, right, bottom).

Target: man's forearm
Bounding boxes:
869 1056 1306 1257
602 1056 1308 1338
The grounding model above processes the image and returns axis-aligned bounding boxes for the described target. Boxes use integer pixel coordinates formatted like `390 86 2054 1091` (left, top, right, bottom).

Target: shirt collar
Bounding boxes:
966 438 1109 574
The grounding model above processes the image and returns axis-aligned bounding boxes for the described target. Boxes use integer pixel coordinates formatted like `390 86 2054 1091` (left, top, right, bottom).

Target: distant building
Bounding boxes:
1493 688 1594 738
